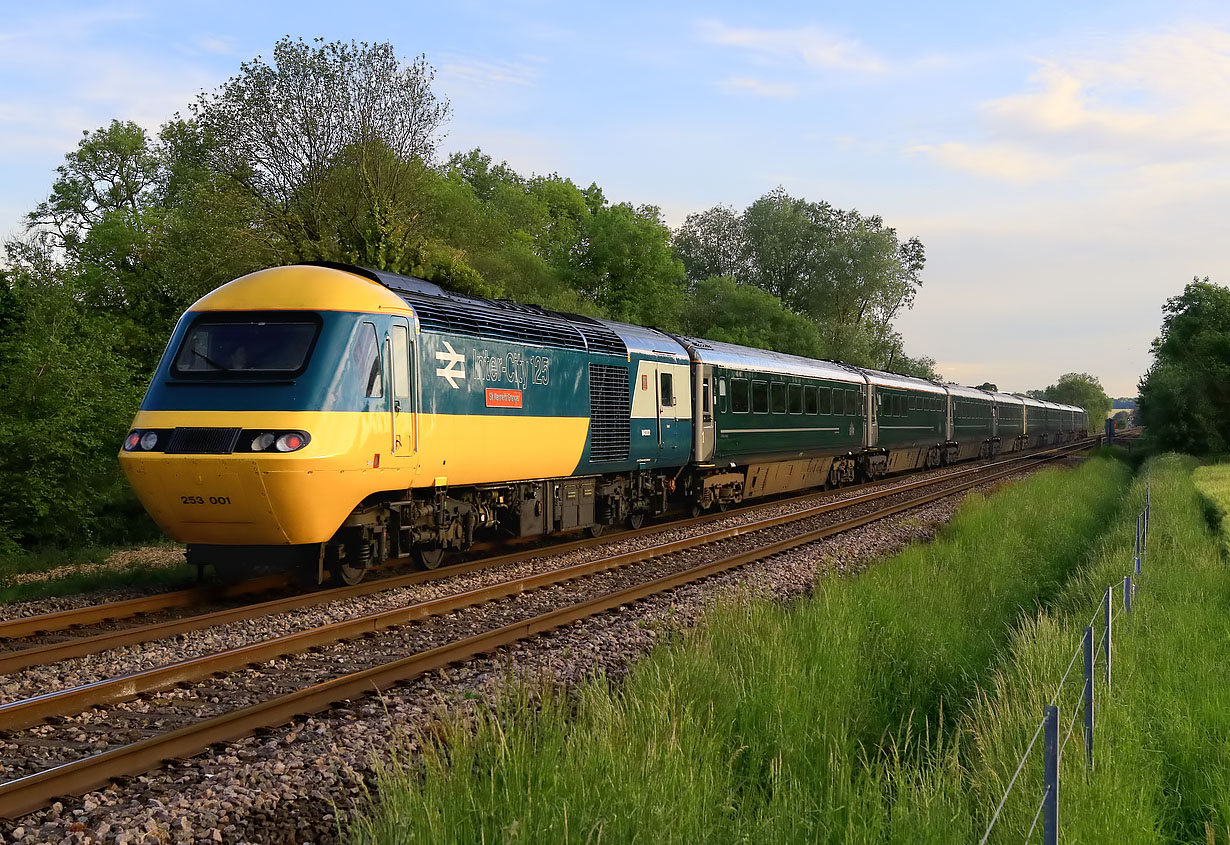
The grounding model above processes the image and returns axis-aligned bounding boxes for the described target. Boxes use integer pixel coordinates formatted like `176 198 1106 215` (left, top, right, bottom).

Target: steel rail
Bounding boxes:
0 441 1092 728
0 575 288 640
0 438 1093 673
0 442 1092 819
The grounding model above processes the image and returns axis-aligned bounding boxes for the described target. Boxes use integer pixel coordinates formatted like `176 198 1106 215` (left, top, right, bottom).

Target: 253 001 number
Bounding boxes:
180 495 231 505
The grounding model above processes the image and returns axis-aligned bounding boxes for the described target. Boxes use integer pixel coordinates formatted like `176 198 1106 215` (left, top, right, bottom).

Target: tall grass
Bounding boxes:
884 455 1230 842
349 455 1130 843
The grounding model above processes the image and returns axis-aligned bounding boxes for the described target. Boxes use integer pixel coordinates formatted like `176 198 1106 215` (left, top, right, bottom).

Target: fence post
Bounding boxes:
1044 705 1059 845
1123 575 1132 615
1103 587 1113 688
1083 626 1094 769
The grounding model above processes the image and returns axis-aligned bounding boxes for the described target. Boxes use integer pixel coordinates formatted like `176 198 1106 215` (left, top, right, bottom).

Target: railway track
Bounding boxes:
0 438 1098 650
0 441 1092 678
0 438 1093 819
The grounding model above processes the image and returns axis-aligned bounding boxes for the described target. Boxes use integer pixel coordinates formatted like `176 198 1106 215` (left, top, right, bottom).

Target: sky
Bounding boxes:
5 2 1230 397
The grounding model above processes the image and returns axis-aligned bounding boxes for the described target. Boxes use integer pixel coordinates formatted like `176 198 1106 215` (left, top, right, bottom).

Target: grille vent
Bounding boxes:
574 321 627 357
166 427 242 454
403 294 589 351
588 364 630 462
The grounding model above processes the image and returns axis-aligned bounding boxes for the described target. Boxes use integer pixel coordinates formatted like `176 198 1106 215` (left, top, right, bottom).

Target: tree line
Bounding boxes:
0 37 1091 553
1138 277 1230 453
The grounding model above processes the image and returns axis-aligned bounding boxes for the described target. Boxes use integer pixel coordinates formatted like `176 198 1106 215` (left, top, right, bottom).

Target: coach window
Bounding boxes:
354 322 383 399
752 380 769 414
660 372 674 407
731 378 750 413
845 390 857 416
771 382 786 414
718 378 728 413
818 387 831 414
804 385 818 415
788 383 803 414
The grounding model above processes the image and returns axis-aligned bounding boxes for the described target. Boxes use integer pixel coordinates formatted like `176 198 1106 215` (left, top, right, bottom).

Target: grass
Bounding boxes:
347 454 1132 843
0 542 193 606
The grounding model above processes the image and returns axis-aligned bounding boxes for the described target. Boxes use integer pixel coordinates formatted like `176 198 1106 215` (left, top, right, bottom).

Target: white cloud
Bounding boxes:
719 76 799 98
986 27 1230 159
699 20 887 74
906 142 1067 183
437 55 542 91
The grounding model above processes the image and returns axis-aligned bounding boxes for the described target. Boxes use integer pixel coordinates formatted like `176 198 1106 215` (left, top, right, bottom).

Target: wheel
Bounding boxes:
627 512 646 530
416 546 446 570
588 523 607 538
329 558 367 587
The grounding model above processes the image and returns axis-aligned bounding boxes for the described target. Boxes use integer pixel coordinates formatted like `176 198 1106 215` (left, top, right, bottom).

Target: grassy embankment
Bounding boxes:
348 454 1135 843
0 544 191 607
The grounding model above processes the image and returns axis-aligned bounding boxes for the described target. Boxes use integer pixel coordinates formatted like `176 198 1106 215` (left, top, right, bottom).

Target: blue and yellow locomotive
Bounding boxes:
119 263 1088 584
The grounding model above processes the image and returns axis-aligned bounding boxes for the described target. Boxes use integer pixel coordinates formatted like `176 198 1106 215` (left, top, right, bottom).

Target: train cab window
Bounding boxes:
752 380 769 414
788 383 803 414
718 378 728 413
770 382 786 414
172 311 321 379
353 322 383 398
660 372 674 407
731 378 750 413
818 387 832 414
804 386 818 415
391 324 411 402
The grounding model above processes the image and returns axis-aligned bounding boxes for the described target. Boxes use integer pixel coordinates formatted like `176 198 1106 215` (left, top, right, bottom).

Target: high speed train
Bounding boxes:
119 263 1089 585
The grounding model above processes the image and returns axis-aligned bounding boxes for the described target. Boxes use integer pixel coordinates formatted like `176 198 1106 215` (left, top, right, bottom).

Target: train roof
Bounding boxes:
946 384 995 400
315 262 635 358
991 392 1025 406
858 368 947 395
669 335 867 385
596 321 689 360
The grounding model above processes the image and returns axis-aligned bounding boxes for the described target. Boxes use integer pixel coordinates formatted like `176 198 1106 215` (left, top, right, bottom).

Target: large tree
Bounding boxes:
1138 277 1230 453
673 187 926 368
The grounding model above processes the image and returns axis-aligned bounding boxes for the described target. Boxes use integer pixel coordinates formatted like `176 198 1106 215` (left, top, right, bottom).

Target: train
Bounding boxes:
118 262 1090 585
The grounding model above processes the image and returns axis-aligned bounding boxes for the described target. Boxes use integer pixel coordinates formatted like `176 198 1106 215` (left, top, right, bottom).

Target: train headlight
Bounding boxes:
139 431 159 451
275 432 307 452
123 432 141 451
250 433 276 452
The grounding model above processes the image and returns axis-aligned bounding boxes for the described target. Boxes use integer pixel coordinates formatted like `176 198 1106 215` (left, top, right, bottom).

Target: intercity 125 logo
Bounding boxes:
435 342 465 389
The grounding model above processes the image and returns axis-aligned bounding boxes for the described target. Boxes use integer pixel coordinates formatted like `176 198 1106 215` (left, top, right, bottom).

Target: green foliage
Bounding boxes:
1138 277 1230 454
674 187 928 368
680 275 826 357
1038 372 1112 422
0 250 150 551
975 382 998 392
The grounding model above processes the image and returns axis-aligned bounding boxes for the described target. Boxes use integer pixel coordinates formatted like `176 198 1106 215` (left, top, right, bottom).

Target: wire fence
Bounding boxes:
979 478 1150 845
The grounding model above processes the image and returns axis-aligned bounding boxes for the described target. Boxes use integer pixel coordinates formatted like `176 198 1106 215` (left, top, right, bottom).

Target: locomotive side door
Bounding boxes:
388 317 416 457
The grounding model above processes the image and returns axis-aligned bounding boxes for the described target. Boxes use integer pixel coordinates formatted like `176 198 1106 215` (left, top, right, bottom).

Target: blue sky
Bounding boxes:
5 1 1230 396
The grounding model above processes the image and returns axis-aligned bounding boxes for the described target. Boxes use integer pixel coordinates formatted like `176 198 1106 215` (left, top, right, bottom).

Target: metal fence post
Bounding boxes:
1103 587 1113 688
1044 705 1059 845
1083 626 1094 769
1123 575 1132 615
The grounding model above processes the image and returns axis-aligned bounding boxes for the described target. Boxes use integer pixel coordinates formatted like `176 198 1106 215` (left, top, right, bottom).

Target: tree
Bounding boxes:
191 37 450 266
673 187 927 367
1044 373 1112 422
1138 277 1230 453
680 276 826 358
975 382 999 392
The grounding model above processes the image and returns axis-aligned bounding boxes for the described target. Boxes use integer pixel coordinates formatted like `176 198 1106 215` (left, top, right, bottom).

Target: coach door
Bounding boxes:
694 365 715 462
388 318 416 457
